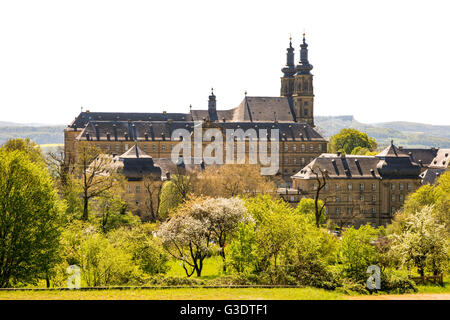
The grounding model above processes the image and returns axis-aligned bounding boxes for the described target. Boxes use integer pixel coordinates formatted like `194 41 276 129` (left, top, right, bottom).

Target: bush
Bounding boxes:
336 279 369 295
381 272 418 294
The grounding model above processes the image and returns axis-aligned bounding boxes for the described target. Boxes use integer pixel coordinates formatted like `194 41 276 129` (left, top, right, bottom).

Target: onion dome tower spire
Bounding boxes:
281 36 296 77
280 36 296 97
296 33 313 75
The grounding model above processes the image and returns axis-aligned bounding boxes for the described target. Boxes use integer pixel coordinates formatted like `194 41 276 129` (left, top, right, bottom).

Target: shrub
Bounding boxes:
381 272 417 294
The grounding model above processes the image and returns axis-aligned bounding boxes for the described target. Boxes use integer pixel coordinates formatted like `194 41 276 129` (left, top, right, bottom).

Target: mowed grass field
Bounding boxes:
1 257 449 300
0 287 345 300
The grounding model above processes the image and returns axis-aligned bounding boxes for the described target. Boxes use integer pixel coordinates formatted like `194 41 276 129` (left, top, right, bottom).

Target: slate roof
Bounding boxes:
401 148 438 167
293 154 381 180
75 120 326 142
293 143 423 181
429 149 450 169
420 168 446 185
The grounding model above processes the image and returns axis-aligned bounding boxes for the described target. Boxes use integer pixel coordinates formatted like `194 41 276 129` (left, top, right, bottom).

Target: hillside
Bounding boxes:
315 116 450 148
0 125 65 145
0 116 448 148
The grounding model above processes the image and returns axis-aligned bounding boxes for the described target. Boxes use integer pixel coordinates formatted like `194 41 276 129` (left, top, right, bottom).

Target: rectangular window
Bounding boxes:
391 183 395 190
143 145 148 151
152 145 156 151
136 186 141 193
347 183 353 191
290 196 295 202
324 184 329 191
360 183 364 191
336 184 340 191
124 144 129 150
336 207 341 214
371 207 376 214
407 183 411 191
162 145 166 150
106 144 110 151
399 194 404 202
293 158 297 164
372 183 376 191
360 194 364 201
127 185 132 193
301 158 305 164
399 183 404 191
372 195 376 202
309 144 314 152
347 207 353 214
293 145 297 152
391 207 396 214
335 196 340 202
391 194 395 202
318 144 322 152
301 144 306 152
284 145 289 151
115 144 120 152
284 157 289 164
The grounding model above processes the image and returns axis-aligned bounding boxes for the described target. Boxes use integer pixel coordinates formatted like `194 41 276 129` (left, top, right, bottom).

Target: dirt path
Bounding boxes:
349 293 450 300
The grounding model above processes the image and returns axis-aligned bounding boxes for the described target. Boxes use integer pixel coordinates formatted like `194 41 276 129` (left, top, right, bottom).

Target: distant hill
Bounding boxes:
0 116 449 149
315 116 450 149
0 125 65 145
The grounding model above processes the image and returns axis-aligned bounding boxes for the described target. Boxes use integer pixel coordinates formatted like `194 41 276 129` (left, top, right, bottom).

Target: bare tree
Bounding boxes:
75 143 121 221
143 175 164 222
310 167 328 228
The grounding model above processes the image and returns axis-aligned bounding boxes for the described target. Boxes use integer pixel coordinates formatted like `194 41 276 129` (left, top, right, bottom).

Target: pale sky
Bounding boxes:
0 0 449 125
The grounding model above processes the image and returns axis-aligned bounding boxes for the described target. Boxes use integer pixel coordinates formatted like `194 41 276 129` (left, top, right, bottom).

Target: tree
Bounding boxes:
328 128 377 155
142 175 164 222
193 164 276 198
1 138 45 164
310 167 328 228
75 143 122 221
108 224 169 275
158 198 212 277
189 197 250 272
389 206 448 277
0 150 62 288
338 224 381 282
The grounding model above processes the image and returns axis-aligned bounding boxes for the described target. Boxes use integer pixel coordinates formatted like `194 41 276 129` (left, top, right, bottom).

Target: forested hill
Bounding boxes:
0 123 65 145
315 116 450 148
0 117 449 148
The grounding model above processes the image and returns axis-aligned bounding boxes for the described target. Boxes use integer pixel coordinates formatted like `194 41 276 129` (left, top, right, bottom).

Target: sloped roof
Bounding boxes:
119 144 151 159
377 143 410 158
429 149 450 168
292 154 381 179
420 168 446 185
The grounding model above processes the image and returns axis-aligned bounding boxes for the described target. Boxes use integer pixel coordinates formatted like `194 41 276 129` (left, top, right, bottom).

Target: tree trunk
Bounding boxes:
82 194 89 221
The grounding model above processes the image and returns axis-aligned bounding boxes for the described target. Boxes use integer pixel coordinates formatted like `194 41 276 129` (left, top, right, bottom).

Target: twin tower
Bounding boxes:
280 34 314 126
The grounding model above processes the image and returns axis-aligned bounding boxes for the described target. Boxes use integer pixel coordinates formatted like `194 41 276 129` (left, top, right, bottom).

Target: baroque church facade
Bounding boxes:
64 35 327 183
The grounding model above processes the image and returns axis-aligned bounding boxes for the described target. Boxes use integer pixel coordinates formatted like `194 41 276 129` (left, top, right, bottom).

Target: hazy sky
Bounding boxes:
0 0 449 125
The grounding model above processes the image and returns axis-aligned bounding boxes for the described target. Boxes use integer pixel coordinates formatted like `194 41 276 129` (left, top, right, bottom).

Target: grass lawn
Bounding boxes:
0 287 345 300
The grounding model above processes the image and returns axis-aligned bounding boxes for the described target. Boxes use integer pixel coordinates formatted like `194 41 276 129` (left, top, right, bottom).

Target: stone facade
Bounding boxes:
284 143 425 227
64 36 326 184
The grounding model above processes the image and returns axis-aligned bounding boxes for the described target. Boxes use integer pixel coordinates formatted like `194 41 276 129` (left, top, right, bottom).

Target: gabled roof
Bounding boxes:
377 143 410 158
119 144 151 159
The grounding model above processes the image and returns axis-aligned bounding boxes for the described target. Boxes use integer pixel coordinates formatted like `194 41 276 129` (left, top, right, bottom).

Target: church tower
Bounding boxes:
292 34 314 126
280 37 296 97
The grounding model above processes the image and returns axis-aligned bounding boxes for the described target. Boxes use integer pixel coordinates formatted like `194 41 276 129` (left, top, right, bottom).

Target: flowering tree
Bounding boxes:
157 197 249 276
389 206 448 276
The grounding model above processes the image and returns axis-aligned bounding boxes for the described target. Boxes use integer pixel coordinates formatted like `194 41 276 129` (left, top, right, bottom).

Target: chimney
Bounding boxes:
94 124 100 140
